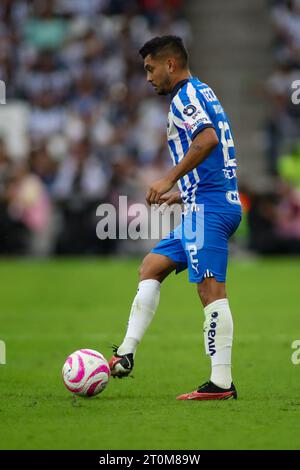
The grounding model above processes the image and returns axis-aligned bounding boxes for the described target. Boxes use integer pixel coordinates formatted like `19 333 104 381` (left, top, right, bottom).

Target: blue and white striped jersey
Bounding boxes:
167 77 242 213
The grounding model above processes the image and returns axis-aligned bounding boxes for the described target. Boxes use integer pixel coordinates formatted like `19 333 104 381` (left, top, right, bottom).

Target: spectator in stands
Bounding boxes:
53 138 111 254
29 145 58 193
0 0 190 256
0 160 52 255
265 60 300 173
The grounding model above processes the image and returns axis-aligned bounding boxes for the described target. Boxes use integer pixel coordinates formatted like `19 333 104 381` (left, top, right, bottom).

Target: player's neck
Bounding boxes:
170 71 192 97
171 70 192 88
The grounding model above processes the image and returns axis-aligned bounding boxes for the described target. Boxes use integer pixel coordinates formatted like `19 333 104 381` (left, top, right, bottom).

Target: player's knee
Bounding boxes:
197 278 226 307
138 257 146 280
138 254 156 281
138 253 174 283
197 283 209 306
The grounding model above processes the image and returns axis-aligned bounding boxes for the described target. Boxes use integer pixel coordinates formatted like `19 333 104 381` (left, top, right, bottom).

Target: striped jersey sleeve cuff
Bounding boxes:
191 124 215 140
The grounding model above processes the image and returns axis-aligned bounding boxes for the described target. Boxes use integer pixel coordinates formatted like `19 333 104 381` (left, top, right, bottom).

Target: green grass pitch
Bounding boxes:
0 257 300 450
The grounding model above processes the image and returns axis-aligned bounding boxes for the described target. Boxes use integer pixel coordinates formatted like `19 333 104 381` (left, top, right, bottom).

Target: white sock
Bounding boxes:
117 279 161 356
203 298 233 389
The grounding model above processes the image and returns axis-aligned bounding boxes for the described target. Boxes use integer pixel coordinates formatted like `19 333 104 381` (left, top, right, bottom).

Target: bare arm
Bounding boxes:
167 127 219 183
146 128 219 205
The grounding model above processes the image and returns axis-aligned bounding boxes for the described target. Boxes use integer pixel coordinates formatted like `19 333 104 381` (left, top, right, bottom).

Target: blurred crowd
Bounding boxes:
0 0 190 256
267 0 300 172
1 0 300 257
242 0 300 255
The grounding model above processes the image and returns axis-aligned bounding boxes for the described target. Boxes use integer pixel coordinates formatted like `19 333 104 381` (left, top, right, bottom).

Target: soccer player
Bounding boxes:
109 36 242 400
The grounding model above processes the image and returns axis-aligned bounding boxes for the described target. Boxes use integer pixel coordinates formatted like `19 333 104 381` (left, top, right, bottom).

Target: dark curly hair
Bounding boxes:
139 35 188 68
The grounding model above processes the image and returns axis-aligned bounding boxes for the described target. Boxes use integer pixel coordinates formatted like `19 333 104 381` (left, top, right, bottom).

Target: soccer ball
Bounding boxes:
62 349 110 397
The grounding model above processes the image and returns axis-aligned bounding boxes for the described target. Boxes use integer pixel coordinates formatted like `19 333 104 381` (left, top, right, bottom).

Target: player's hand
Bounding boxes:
158 191 182 206
146 177 175 205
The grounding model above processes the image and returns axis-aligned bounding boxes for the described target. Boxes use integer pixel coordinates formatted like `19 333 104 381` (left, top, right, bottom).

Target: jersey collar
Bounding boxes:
170 78 190 99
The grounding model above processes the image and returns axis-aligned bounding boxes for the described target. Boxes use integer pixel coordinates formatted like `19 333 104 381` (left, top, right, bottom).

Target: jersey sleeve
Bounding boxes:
173 84 215 140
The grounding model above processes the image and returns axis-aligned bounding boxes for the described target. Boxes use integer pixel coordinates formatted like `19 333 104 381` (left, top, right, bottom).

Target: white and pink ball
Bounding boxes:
62 349 110 397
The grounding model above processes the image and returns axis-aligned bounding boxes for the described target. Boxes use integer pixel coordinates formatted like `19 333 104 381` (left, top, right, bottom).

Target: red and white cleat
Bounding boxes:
176 381 237 401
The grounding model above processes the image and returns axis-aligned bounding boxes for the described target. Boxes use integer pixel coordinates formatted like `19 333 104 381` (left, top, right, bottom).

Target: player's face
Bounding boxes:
144 55 173 96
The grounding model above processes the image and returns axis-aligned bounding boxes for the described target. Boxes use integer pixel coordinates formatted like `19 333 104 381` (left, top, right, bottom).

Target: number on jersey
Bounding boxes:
218 121 236 168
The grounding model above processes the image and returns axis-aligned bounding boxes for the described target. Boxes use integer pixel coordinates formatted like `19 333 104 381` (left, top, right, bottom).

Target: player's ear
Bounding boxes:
166 58 176 73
